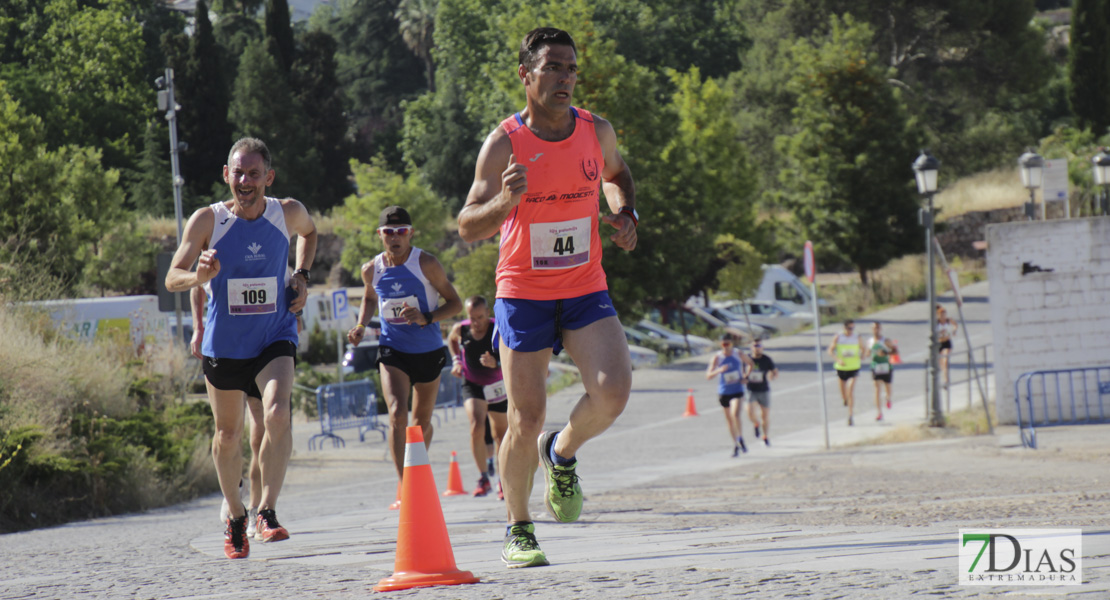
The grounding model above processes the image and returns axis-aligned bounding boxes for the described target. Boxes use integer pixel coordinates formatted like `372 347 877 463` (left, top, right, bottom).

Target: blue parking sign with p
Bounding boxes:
332 290 350 321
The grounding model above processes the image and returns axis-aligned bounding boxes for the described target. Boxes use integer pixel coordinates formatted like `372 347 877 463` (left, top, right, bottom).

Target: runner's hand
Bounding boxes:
451 362 463 378
479 351 498 368
190 324 203 359
602 213 637 251
288 271 308 313
400 303 425 326
502 154 527 206
348 326 365 346
196 249 220 284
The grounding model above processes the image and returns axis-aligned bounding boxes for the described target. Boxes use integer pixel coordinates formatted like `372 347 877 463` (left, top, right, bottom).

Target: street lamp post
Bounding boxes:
1092 148 1110 216
1019 150 1045 221
913 150 944 427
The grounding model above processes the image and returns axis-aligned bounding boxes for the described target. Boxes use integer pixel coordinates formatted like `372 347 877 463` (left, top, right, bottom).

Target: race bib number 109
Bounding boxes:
228 277 277 315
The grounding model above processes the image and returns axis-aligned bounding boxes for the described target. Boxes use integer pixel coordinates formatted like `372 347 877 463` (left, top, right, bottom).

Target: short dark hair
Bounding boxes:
464 295 487 311
519 27 576 70
228 137 271 170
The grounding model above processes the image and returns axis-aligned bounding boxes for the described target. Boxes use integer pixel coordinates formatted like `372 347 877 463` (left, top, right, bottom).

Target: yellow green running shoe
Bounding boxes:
537 430 582 523
502 522 549 568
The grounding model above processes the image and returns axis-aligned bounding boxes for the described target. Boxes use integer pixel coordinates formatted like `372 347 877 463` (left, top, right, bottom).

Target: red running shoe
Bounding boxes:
255 508 290 542
224 515 250 559
473 475 492 497
497 481 504 501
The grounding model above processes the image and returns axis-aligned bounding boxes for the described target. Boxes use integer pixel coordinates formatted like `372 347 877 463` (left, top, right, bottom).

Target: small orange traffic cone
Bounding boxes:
374 426 479 592
389 481 401 510
890 340 902 365
443 451 466 496
683 389 699 417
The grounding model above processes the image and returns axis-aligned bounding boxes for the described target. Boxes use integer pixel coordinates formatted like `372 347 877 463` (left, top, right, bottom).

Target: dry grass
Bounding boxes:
0 306 135 429
851 403 996 447
934 168 1026 221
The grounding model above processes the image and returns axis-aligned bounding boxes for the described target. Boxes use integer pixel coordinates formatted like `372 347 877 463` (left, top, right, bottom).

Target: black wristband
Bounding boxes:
294 268 310 283
423 311 434 326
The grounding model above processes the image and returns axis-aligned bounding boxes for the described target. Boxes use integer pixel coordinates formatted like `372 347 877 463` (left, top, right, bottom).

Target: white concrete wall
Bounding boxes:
986 217 1110 425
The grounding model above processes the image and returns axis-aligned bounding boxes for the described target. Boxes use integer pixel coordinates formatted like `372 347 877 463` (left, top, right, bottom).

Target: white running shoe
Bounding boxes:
218 478 245 524
245 507 258 538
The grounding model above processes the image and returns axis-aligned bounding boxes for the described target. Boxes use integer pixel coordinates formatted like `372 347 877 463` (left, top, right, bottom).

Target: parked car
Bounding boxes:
711 299 811 334
683 305 771 342
633 319 716 355
624 325 689 358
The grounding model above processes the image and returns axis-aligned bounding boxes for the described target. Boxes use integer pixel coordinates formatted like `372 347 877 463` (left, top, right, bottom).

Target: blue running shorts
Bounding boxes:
494 290 618 354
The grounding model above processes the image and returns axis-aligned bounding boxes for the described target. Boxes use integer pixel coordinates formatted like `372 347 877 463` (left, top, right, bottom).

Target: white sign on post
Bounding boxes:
1042 159 1069 203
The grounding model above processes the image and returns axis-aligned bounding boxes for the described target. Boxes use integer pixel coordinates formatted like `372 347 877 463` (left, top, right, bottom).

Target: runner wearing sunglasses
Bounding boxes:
347 206 462 508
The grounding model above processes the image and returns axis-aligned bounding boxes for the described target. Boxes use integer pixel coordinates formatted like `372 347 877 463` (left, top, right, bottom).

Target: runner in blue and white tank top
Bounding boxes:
346 206 462 506
201 197 299 359
706 334 755 457
165 137 317 559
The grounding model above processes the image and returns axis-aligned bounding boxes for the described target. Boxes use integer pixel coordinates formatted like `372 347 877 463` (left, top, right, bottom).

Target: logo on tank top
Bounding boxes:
391 282 403 293
245 242 266 262
580 157 599 181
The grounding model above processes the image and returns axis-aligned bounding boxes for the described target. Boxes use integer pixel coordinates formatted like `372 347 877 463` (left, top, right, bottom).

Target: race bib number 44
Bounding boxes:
228 277 277 315
530 217 591 269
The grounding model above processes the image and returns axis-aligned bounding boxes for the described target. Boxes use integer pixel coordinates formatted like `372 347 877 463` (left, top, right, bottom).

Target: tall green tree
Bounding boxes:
319 0 428 164
0 85 128 291
128 120 174 215
336 157 449 274
774 15 922 282
609 67 757 314
4 0 149 174
228 39 324 207
179 0 233 204
265 0 295 73
395 0 438 91
291 30 354 210
1068 0 1110 136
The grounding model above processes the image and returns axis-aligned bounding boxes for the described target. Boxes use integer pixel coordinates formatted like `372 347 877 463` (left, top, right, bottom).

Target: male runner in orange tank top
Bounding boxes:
458 27 638 568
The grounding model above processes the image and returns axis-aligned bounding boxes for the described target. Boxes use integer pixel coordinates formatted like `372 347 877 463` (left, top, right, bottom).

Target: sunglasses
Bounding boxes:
378 225 412 236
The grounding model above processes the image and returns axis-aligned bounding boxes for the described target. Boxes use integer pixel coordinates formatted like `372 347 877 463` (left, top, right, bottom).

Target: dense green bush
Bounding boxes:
0 305 216 533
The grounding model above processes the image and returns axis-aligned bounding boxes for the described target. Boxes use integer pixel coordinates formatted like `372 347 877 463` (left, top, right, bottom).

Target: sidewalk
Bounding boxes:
2 280 1108 599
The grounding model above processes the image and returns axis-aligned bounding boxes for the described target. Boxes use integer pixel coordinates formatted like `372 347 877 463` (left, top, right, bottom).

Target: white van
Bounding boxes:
28 295 172 353
753 265 832 316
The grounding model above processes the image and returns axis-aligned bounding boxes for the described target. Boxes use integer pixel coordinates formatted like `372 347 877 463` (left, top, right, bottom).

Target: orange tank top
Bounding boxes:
496 107 608 300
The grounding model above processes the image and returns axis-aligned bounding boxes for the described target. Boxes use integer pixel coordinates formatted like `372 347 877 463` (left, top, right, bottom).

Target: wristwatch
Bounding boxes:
422 311 434 327
294 268 311 283
619 206 639 227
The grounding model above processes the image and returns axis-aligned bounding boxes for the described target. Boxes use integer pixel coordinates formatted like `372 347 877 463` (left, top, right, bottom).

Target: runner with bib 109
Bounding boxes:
458 27 639 569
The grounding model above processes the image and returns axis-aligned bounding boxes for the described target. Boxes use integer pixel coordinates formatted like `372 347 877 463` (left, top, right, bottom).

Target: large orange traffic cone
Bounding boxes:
443 451 466 496
374 426 479 592
683 389 699 417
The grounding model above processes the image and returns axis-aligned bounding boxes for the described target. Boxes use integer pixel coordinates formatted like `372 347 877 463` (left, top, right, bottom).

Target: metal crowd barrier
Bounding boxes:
1014 366 1110 449
436 366 464 419
308 379 387 450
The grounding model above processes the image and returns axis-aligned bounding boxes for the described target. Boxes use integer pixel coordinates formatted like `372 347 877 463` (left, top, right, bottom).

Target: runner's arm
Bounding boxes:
347 262 378 346
281 199 317 314
458 129 524 242
189 286 206 359
595 116 637 251
418 252 463 327
447 322 464 377
165 208 215 292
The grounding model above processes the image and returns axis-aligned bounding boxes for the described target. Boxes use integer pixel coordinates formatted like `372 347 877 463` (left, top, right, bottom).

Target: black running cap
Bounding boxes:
379 206 412 227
